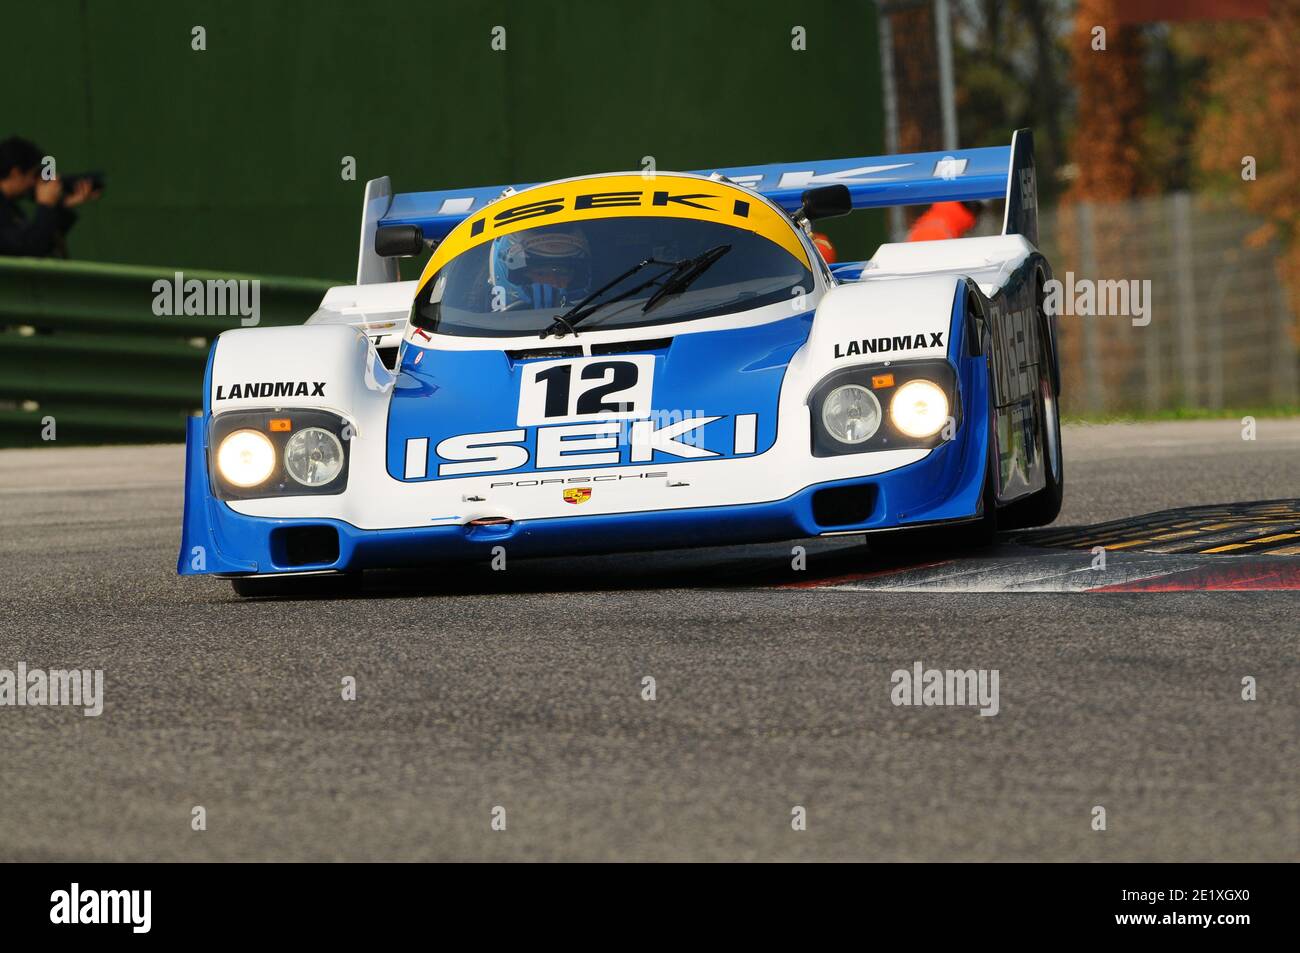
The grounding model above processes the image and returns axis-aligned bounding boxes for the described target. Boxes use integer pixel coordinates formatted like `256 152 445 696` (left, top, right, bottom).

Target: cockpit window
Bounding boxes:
412 215 813 338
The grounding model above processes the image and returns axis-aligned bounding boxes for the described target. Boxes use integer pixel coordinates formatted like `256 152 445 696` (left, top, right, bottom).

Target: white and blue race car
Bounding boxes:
179 130 1062 595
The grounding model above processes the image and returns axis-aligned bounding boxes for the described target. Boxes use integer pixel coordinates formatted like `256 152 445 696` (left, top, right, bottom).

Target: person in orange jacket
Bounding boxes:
906 200 981 242
810 231 837 263
811 200 982 265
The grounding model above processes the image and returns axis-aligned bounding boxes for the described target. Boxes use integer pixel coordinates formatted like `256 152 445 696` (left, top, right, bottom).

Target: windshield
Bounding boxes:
412 215 814 338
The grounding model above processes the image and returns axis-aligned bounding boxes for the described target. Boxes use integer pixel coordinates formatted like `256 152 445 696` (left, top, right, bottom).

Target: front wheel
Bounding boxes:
999 330 1064 529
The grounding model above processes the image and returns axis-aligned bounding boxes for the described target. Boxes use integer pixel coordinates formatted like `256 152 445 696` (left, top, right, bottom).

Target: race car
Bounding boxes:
179 129 1062 596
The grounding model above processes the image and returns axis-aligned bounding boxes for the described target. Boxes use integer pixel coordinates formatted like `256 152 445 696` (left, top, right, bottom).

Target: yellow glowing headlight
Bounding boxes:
216 429 276 488
889 379 949 439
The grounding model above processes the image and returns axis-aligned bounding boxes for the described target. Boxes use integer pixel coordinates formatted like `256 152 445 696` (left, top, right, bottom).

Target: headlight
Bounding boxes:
216 429 276 488
283 427 345 486
889 379 949 439
821 383 882 444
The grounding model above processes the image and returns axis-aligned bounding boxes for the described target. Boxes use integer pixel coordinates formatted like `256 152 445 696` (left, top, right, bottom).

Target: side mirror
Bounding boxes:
375 224 425 257
798 184 852 221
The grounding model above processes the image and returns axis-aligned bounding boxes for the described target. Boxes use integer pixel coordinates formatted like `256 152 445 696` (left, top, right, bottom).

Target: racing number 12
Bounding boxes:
536 361 637 417
518 354 655 426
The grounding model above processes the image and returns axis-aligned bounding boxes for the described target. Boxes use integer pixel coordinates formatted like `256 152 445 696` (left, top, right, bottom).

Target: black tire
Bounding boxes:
229 571 362 599
999 314 1064 529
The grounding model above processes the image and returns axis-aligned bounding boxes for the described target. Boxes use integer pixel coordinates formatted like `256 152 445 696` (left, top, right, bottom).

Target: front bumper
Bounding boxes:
177 405 989 577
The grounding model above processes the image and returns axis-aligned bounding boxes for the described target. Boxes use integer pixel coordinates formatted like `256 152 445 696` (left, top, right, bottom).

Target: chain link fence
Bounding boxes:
1032 193 1300 416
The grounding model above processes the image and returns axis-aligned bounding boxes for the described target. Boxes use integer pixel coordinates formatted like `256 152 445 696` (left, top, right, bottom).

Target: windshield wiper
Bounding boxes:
640 244 732 315
538 257 677 338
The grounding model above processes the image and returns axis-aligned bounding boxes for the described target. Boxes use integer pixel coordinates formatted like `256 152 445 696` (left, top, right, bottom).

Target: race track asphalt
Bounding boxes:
0 420 1296 861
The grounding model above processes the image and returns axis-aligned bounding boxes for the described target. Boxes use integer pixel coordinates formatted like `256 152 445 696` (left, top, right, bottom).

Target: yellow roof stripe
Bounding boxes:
415 174 811 294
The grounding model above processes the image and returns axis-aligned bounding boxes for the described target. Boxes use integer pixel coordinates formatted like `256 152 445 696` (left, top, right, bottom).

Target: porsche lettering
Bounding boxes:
488 472 668 488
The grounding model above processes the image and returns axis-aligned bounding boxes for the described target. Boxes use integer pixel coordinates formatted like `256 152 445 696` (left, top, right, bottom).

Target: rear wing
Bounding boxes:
355 129 1037 284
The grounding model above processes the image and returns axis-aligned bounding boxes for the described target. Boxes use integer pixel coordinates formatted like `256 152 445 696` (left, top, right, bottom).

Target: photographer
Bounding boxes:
0 136 100 258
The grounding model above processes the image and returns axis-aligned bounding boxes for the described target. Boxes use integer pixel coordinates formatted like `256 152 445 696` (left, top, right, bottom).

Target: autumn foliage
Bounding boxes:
1067 0 1149 202
1186 0 1300 331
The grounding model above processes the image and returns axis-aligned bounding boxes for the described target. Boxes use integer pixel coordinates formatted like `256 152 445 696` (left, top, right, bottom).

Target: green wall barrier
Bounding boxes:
0 258 332 446
1 1 884 446
4 1 885 280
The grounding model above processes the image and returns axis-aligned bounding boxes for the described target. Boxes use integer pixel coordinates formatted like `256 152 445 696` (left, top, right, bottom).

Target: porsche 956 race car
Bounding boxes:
179 129 1062 596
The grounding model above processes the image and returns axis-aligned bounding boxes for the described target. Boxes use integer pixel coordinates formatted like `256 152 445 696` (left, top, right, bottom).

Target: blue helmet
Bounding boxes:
489 227 591 310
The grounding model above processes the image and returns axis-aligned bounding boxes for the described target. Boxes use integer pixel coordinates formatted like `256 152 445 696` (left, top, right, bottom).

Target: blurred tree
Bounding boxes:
952 0 1071 203
1058 0 1149 411
1183 1 1300 326
1066 0 1148 201
1141 25 1208 194
952 0 1209 202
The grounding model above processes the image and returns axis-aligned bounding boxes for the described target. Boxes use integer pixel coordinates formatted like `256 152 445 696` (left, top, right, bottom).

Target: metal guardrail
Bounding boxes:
0 258 334 447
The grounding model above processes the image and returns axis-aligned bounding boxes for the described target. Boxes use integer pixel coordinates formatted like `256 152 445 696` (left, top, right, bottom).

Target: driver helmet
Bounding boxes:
489 226 591 310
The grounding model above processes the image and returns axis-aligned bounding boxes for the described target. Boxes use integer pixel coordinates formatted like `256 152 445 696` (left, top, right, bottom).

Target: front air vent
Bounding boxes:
812 485 877 528
270 526 340 567
591 338 672 355
506 346 583 360
506 338 673 361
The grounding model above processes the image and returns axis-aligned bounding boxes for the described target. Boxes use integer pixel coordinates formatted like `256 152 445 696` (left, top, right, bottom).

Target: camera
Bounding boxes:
61 170 105 194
